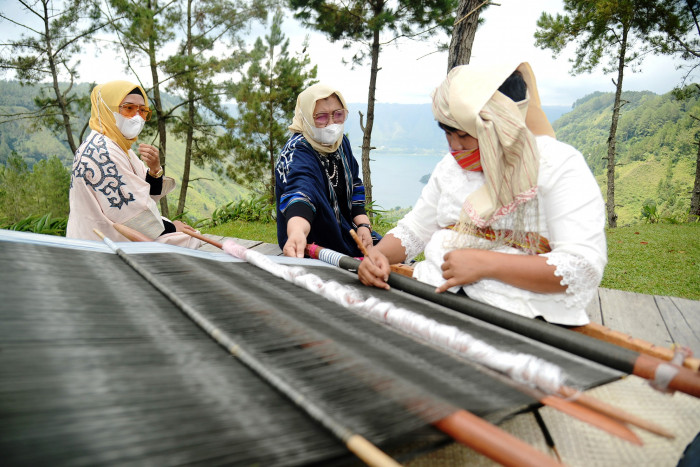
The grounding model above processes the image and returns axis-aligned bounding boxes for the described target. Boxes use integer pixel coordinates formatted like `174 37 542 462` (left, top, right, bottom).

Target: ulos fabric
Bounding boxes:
390 136 607 326
432 62 553 226
275 134 368 257
67 130 201 249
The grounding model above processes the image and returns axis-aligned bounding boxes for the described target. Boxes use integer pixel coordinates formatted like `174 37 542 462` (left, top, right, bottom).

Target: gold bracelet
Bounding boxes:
149 167 164 178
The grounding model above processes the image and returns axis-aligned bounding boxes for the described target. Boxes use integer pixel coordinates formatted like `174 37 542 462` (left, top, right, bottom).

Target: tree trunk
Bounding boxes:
148 0 169 217
43 0 77 154
689 136 700 221
606 26 629 229
268 42 276 205
447 0 482 70
177 0 194 216
361 26 380 209
178 87 194 216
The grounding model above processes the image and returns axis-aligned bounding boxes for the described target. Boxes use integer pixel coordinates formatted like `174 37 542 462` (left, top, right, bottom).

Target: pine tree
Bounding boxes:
227 9 317 203
536 0 668 228
0 0 107 154
164 0 268 216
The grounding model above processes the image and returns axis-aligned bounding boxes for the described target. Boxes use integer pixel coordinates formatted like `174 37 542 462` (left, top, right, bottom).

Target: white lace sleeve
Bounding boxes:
545 252 603 310
388 224 426 262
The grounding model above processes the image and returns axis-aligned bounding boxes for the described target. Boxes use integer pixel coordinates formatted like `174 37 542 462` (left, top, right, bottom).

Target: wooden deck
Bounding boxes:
202 234 700 466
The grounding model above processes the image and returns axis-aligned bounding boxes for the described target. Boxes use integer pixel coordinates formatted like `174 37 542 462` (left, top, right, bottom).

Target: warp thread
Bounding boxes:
223 239 566 394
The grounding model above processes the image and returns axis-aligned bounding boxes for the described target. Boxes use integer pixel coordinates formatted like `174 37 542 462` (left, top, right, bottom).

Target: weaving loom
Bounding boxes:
0 230 691 466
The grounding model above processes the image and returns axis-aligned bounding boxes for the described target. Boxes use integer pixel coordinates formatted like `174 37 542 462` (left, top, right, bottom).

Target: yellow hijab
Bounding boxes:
289 83 348 154
432 62 554 226
89 80 149 153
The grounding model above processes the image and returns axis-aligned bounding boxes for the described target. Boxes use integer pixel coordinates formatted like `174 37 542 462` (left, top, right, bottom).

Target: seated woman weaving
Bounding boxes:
275 83 380 258
67 80 202 248
358 62 607 326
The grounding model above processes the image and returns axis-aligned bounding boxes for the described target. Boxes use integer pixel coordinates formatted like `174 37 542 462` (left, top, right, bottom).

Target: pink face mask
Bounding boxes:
450 148 482 171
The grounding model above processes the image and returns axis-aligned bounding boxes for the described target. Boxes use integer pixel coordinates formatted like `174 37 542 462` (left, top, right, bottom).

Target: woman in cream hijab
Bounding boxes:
275 83 379 257
358 62 607 326
67 80 202 248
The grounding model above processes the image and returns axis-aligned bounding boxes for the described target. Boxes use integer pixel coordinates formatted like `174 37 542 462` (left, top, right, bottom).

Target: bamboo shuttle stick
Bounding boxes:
183 229 224 250
557 386 674 439
434 410 562 467
112 223 155 242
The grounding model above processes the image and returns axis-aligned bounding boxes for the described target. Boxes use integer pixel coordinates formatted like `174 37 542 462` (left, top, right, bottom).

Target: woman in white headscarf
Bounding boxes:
358 62 606 326
275 83 379 258
67 80 202 248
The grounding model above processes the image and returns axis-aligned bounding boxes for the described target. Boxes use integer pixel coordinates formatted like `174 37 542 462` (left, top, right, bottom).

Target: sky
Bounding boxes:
0 0 695 108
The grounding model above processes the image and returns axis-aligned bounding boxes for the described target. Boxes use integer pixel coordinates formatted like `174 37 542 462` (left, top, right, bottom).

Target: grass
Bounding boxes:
202 221 700 300
602 223 700 300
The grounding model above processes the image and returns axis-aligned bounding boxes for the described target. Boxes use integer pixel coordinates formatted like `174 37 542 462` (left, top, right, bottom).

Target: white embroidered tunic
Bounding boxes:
391 135 607 325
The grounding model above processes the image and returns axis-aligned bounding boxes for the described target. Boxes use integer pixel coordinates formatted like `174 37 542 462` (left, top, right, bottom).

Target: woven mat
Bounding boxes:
408 375 700 466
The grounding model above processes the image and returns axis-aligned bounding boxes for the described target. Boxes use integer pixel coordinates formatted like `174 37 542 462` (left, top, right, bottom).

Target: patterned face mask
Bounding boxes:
450 148 482 171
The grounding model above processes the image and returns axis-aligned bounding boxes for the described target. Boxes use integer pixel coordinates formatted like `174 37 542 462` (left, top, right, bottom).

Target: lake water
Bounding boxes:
367 151 445 210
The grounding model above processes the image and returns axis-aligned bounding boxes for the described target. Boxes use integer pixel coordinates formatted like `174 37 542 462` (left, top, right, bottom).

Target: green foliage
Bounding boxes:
535 0 662 75
163 0 269 215
1 213 67 236
226 9 317 202
200 193 276 227
554 88 700 224
0 153 69 224
640 203 659 223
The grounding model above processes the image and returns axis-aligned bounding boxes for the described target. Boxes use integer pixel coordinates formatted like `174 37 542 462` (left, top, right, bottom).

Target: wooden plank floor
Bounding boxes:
202 235 700 466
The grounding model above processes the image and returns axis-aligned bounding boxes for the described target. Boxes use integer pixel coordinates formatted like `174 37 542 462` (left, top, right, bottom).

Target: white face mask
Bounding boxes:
310 123 344 145
113 112 145 139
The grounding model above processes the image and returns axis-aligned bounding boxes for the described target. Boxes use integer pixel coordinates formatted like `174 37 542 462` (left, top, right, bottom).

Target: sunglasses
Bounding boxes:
313 109 348 126
119 104 152 121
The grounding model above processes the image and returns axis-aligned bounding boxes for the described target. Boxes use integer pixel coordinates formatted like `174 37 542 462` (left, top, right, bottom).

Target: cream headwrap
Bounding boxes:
289 83 348 154
432 62 554 227
89 80 149 153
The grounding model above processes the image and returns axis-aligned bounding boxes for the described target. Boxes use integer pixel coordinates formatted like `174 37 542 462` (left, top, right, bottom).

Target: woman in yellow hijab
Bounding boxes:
358 62 607 326
275 83 378 258
67 80 201 248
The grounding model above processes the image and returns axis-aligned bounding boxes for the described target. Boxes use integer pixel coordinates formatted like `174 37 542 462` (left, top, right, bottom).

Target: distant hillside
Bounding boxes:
554 89 699 224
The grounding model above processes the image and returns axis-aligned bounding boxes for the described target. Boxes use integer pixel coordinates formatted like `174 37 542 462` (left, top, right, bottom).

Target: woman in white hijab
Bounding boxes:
67 80 202 248
275 83 378 258
358 62 607 326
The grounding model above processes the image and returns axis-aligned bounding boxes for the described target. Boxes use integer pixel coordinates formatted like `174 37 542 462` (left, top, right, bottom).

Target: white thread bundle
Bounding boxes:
223 240 566 394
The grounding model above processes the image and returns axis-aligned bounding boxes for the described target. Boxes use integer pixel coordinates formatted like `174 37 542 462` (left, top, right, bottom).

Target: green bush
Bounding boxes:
2 213 67 236
199 193 275 227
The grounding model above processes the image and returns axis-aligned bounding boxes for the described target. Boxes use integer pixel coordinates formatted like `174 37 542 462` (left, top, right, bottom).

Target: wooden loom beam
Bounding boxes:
305 244 700 399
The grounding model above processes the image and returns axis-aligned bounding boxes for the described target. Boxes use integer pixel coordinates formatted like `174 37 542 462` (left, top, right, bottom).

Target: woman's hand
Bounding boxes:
284 217 311 258
356 226 373 250
138 143 161 174
436 249 490 293
357 248 392 290
172 220 195 233
283 230 307 258
436 249 566 294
